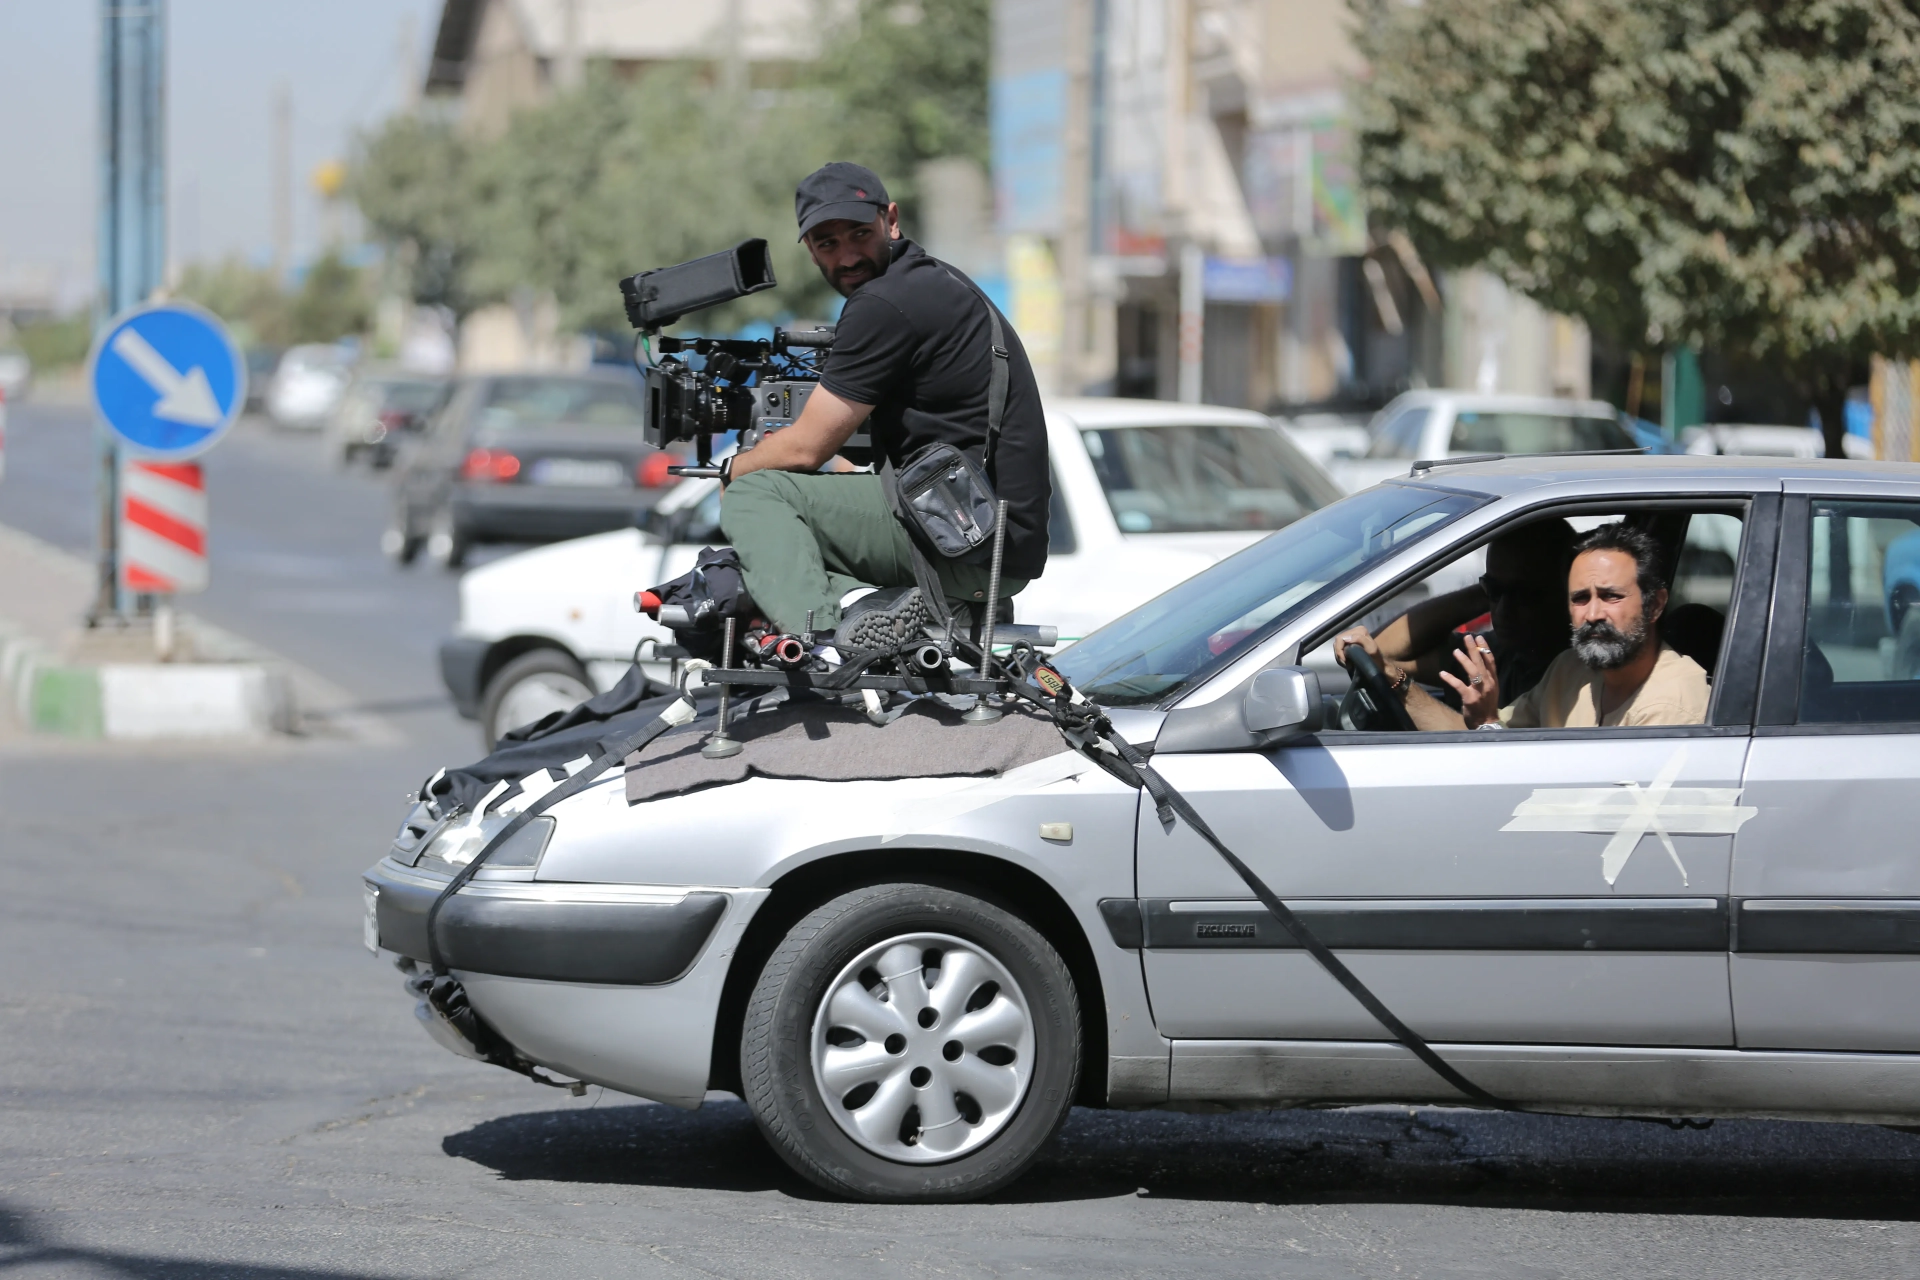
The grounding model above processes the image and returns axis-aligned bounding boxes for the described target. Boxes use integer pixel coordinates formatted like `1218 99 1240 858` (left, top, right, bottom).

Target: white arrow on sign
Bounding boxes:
109 327 224 427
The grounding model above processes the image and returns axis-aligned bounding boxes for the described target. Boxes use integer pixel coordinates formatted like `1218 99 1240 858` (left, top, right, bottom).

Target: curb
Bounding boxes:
0 624 292 740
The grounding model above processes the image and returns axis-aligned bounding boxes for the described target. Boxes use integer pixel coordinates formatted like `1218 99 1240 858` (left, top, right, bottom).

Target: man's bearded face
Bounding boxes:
1572 607 1649 670
805 214 893 297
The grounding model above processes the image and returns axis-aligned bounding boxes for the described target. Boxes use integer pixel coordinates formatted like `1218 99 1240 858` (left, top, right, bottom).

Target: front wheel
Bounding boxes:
741 883 1080 1202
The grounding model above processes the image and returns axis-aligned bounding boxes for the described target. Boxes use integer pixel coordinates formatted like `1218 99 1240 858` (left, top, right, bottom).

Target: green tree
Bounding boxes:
286 250 372 344
10 313 93 372
803 0 992 220
349 113 487 316
469 64 837 334
1352 0 1920 454
174 256 290 347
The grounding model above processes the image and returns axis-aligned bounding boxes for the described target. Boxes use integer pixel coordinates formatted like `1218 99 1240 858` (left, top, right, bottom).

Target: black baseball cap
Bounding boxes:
795 162 890 240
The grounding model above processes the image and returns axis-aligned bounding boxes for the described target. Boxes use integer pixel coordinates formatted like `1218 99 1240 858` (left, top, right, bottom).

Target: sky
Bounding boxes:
0 0 443 311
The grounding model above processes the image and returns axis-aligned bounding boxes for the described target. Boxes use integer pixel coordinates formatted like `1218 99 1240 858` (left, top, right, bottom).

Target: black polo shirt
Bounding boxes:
820 238 1050 579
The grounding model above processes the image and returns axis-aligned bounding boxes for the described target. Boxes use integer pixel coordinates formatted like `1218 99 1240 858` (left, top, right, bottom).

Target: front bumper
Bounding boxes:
451 486 658 543
367 858 728 986
365 857 768 1106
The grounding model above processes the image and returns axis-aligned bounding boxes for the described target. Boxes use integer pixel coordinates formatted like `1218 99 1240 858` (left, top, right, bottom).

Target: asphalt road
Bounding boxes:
4 399 1920 1277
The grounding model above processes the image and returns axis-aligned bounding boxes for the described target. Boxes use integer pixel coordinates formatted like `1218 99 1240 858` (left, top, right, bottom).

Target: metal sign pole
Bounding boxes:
94 0 167 625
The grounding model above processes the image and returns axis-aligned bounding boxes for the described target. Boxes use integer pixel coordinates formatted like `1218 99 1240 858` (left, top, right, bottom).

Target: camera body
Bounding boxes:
620 240 854 467
640 329 844 465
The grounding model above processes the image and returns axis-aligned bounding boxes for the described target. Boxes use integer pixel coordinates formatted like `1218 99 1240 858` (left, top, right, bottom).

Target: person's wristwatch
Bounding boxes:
718 455 735 487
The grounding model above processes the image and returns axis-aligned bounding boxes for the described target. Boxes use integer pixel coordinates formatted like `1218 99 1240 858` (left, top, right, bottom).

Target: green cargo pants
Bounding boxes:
719 470 1023 634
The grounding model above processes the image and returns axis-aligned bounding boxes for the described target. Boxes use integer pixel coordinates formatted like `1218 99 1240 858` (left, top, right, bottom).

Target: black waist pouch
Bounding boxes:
895 443 998 559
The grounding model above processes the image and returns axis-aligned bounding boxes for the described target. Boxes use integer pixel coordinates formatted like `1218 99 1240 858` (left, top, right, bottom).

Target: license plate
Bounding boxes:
530 458 626 487
363 884 380 953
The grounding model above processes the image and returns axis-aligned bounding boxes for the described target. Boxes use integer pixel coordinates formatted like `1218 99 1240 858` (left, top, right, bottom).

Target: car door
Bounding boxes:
1732 487 1920 1050
1137 495 1777 1052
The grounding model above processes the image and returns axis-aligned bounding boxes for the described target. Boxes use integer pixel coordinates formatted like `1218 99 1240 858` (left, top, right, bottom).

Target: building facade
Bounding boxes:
993 0 1590 414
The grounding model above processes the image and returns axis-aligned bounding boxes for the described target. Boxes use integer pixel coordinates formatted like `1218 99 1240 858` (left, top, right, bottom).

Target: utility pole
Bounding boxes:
399 14 421 112
94 0 166 623
1057 0 1094 398
556 0 583 91
720 0 748 97
272 83 292 281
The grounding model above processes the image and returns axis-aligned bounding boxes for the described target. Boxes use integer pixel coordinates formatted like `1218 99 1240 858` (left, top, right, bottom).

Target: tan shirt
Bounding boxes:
1501 642 1709 729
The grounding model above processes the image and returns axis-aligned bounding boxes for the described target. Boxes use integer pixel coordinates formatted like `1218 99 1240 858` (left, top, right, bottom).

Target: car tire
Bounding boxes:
479 648 595 748
741 883 1081 1203
427 507 470 571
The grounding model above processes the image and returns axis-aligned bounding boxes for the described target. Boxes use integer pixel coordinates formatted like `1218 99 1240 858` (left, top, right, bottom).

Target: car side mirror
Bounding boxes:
1153 664 1326 754
1242 666 1323 739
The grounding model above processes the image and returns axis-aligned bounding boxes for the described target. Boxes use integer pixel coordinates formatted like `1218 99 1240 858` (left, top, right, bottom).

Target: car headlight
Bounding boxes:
417 814 556 873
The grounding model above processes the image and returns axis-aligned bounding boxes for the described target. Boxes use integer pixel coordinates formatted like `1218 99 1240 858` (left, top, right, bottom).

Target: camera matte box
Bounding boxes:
621 239 777 329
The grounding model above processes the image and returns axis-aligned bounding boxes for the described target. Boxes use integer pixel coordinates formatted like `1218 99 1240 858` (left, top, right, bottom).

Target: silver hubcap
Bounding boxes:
810 932 1035 1163
493 672 592 741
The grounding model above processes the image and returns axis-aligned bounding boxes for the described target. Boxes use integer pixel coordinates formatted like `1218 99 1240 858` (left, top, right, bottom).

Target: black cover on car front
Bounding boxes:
428 664 680 813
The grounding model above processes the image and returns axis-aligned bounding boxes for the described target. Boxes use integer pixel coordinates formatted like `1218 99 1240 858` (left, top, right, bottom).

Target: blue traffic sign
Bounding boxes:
88 302 246 459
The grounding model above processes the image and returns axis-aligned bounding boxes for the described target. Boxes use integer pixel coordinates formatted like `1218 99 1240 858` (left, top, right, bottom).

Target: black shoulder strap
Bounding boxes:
944 267 1009 475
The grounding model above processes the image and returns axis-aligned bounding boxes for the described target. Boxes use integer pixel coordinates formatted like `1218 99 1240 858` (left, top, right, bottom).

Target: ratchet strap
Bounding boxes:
424 696 697 978
419 698 696 1085
1009 675 1507 1110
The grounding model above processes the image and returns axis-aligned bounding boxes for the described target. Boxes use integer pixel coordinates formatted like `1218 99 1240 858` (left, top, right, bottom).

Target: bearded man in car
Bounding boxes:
1451 522 1709 728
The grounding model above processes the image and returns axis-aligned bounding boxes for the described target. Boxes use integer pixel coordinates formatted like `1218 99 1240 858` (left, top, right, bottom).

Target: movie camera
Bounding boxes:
620 238 855 477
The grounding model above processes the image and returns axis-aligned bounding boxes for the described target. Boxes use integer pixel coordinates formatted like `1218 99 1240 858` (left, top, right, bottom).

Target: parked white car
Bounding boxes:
1330 390 1640 493
439 398 1345 746
1279 412 1371 468
0 347 31 404
1683 423 1875 461
266 343 354 430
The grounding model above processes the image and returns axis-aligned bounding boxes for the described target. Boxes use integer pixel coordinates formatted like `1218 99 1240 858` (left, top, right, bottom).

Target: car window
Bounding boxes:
430 382 483 436
1048 467 1077 556
1050 484 1484 706
1364 407 1430 459
479 378 645 430
1447 412 1635 455
1799 501 1920 725
1301 506 1744 732
375 380 447 414
1078 423 1339 534
1669 513 1743 612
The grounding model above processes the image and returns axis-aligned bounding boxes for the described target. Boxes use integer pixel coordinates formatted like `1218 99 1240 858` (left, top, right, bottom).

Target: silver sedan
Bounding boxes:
365 454 1920 1201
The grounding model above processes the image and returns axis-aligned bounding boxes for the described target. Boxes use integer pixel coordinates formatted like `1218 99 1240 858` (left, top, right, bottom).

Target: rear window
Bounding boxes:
1365 406 1431 459
372 380 447 414
481 378 645 429
1079 424 1339 535
1448 412 1634 455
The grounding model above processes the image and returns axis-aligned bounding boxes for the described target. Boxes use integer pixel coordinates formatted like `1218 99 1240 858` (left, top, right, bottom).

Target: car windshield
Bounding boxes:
1050 484 1485 706
1079 424 1340 534
1448 411 1634 455
480 377 645 429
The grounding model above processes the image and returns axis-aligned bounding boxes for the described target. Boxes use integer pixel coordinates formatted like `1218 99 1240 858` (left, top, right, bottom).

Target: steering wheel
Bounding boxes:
1340 643 1418 733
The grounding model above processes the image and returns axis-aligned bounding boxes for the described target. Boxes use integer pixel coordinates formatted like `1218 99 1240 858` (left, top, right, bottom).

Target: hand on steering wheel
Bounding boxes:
1333 626 1417 732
